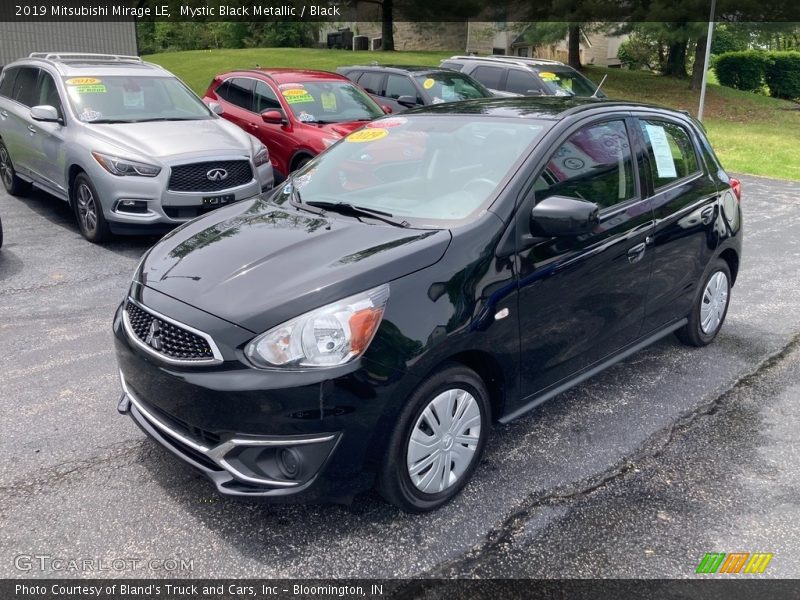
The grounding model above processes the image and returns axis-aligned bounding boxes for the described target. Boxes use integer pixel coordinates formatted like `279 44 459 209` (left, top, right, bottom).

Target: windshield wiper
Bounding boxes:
129 117 200 123
305 201 410 228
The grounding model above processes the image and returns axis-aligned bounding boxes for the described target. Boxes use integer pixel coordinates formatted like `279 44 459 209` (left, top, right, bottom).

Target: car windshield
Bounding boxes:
290 115 550 227
63 75 212 123
414 72 491 103
279 81 384 124
534 68 603 97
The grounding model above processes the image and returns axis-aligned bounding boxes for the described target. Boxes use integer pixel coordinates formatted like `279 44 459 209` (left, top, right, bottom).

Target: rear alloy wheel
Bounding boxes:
0 141 32 196
378 363 490 512
676 258 732 347
72 173 110 243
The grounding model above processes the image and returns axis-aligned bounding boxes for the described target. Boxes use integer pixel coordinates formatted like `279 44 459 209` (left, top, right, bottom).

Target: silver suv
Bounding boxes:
440 55 605 99
0 53 273 242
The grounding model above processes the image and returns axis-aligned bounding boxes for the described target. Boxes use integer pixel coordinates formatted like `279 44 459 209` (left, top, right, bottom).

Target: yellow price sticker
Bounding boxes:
65 77 101 85
422 78 435 89
346 129 389 143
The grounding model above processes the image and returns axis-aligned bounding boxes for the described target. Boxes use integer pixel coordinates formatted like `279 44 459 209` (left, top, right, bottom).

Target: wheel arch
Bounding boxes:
290 150 315 172
718 248 740 286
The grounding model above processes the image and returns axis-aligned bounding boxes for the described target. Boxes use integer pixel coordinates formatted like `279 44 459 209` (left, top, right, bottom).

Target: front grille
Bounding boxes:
168 160 253 192
125 301 215 362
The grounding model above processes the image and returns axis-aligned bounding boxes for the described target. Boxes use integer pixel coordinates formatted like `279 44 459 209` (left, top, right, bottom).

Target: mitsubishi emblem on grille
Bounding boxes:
206 168 228 181
144 320 163 351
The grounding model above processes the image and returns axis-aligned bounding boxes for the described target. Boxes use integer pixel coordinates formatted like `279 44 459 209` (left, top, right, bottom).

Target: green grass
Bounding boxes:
144 48 800 181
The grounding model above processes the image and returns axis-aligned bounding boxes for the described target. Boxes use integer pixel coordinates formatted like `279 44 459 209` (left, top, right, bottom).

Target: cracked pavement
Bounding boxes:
1 174 799 578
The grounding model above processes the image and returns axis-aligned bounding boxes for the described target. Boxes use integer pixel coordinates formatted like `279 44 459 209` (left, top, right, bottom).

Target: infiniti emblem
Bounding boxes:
144 320 163 351
206 168 228 181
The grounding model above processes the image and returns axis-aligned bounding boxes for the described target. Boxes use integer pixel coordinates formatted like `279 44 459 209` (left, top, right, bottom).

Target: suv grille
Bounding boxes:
125 301 216 362
168 160 253 192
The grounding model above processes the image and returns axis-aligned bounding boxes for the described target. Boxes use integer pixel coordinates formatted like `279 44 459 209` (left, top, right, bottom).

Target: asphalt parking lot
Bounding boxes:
1 174 799 579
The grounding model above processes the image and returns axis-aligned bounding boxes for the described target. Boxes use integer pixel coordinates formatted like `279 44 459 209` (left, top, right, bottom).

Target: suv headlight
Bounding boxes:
245 284 390 369
253 144 269 167
92 151 161 177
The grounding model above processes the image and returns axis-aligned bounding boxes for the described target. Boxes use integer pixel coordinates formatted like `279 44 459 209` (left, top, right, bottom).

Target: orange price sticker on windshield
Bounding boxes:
346 129 389 143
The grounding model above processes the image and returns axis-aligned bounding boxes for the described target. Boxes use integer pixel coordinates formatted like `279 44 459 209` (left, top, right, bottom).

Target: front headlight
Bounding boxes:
245 284 390 369
253 144 269 167
92 151 161 177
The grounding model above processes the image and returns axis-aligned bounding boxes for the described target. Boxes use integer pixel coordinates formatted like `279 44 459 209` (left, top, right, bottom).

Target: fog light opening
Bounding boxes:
116 200 149 214
278 447 303 480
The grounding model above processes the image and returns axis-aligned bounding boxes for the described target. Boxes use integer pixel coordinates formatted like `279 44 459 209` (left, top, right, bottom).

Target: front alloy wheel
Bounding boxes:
378 363 490 512
72 173 110 243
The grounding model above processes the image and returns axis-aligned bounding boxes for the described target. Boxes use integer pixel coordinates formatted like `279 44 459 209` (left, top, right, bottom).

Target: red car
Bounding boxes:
203 69 387 181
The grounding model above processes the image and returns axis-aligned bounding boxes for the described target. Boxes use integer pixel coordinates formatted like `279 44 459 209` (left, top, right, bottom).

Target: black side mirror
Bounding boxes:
397 95 419 108
530 195 599 237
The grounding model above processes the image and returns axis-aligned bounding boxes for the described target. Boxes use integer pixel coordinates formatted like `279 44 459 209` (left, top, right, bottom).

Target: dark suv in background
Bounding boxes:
336 65 502 113
440 55 605 98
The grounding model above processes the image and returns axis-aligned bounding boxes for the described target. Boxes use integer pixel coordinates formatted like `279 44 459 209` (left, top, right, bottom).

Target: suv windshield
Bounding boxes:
63 75 212 123
279 81 384 124
290 115 550 227
534 68 602 97
414 72 491 103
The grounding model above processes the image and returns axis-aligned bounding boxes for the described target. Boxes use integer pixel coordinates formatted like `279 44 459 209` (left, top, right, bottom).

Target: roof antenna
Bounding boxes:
591 74 608 98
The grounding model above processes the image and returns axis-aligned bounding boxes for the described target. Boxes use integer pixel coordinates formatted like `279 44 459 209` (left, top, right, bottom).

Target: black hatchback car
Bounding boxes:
114 98 742 512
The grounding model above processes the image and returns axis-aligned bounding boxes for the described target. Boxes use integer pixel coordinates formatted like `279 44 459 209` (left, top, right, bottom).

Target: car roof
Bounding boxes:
226 68 352 84
401 96 694 122
340 65 451 75
445 55 569 68
11 53 169 77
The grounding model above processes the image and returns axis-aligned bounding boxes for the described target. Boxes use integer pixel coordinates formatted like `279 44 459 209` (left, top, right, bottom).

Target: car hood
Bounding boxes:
140 196 451 333
89 118 254 161
300 120 368 140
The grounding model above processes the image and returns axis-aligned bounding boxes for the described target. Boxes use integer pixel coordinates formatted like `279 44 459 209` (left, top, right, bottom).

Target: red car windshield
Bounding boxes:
278 81 384 124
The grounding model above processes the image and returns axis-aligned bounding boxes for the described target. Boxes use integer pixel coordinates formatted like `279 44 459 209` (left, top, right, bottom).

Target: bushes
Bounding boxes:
715 51 768 92
715 50 800 100
765 52 800 100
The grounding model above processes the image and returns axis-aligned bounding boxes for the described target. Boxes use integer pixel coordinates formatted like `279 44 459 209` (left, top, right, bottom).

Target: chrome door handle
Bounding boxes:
627 242 647 264
27 124 37 134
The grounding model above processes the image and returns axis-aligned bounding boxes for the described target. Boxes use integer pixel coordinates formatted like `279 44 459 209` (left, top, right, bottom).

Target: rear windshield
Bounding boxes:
63 75 211 123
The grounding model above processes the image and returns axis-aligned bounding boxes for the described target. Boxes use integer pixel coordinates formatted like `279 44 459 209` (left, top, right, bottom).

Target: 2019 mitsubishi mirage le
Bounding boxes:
114 98 743 512
0 53 273 243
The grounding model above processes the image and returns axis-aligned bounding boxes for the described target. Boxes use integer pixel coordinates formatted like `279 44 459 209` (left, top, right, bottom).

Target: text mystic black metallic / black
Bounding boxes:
114 98 743 512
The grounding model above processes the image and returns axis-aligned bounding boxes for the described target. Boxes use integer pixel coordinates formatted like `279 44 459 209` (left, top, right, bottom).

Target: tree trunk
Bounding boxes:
690 36 707 90
664 41 688 77
381 0 394 51
568 25 582 70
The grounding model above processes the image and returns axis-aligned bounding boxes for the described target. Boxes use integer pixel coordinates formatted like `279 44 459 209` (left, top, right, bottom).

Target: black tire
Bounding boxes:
0 140 32 196
675 258 732 347
377 363 490 512
72 173 111 243
293 156 312 172
0 215 3 249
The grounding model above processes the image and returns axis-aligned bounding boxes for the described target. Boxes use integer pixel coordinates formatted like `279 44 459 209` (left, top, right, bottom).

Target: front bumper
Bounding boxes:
112 289 396 502
89 160 274 229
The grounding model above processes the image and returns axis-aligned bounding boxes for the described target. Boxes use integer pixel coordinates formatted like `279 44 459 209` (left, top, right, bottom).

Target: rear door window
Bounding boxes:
470 66 505 91
506 69 544 95
217 77 254 110
0 67 18 99
11 67 39 107
357 72 384 95
638 119 700 189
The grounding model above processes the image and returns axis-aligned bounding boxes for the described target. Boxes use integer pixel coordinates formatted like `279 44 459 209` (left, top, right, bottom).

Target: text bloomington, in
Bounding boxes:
41 3 341 18
15 584 383 597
